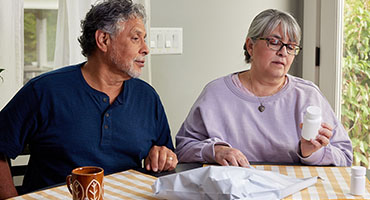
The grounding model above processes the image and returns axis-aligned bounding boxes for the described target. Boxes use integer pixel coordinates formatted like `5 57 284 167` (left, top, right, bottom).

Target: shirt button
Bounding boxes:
105 113 110 117
104 125 108 129
103 98 108 102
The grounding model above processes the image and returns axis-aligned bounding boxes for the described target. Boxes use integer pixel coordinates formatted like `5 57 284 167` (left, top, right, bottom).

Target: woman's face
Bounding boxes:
246 24 297 79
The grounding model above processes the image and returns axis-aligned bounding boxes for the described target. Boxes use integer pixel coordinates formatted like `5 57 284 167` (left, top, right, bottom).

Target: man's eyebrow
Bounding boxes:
132 28 147 39
133 28 145 35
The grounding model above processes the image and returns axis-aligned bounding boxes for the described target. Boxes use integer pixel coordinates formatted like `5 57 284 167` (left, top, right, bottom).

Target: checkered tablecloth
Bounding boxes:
254 165 370 200
10 166 370 200
11 170 156 200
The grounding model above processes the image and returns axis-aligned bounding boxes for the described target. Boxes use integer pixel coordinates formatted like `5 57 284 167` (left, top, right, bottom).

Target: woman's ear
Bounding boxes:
95 30 110 53
245 37 254 57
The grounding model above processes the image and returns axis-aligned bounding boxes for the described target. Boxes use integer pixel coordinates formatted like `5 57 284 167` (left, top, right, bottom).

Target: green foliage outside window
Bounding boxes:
24 10 57 65
342 0 370 167
24 11 37 65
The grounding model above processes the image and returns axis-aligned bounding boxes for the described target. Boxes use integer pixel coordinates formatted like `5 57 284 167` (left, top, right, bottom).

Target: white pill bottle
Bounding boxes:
350 166 366 195
301 106 322 140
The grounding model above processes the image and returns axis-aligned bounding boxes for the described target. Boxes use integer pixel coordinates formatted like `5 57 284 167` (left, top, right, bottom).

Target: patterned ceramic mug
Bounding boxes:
66 166 104 200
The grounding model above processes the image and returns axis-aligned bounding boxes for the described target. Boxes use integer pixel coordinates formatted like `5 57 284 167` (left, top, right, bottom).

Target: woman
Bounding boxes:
175 9 352 167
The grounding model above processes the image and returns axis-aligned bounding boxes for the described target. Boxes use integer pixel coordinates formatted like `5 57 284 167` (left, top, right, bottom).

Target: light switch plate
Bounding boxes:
150 27 183 55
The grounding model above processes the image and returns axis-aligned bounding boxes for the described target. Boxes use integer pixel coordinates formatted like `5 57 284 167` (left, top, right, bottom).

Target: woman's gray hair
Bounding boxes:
79 0 146 57
243 9 301 63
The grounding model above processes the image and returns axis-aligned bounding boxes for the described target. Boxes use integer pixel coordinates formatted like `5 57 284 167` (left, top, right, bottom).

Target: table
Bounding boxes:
10 164 370 200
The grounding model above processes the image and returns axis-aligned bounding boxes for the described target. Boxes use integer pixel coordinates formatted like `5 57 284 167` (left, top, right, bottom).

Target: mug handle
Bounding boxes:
66 175 73 194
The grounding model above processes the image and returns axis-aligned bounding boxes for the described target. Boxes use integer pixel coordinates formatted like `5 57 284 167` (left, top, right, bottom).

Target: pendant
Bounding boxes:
258 104 265 112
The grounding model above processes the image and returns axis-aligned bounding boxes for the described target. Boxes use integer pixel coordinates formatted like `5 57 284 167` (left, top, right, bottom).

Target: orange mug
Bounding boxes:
66 166 104 200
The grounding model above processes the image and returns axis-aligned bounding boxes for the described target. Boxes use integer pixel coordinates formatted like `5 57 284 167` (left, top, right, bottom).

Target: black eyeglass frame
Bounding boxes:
257 37 302 55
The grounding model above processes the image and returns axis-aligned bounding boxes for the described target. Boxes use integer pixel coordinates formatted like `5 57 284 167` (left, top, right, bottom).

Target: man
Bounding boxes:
0 0 177 198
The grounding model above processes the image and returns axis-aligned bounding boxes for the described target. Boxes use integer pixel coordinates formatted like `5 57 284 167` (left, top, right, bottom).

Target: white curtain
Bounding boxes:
53 0 96 68
0 0 24 109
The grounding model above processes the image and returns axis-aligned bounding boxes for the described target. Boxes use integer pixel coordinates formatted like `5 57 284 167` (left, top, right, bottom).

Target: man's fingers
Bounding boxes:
145 157 151 171
168 158 178 171
163 154 177 171
146 146 178 172
163 157 172 171
157 150 168 172
149 147 159 172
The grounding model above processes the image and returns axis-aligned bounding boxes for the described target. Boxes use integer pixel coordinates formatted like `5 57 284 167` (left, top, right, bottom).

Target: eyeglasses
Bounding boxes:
257 37 302 55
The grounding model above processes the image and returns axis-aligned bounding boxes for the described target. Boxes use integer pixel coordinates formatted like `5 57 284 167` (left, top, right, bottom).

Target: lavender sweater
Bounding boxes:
175 73 353 166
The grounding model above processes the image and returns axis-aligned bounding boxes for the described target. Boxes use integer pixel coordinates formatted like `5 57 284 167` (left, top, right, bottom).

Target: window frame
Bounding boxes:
302 0 344 119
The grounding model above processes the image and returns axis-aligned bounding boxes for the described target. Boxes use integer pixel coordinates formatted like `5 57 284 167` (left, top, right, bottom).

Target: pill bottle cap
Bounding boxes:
305 106 321 119
351 166 366 176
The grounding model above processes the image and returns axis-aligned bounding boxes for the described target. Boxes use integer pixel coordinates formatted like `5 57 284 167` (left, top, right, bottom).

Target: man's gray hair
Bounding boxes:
243 9 301 63
79 0 146 57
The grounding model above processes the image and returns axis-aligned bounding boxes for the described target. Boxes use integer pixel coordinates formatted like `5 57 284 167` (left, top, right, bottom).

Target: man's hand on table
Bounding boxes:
214 145 250 167
145 145 178 172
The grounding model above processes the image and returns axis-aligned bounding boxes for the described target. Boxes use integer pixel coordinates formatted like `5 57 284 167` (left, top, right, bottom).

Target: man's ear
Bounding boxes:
95 30 110 52
245 37 254 57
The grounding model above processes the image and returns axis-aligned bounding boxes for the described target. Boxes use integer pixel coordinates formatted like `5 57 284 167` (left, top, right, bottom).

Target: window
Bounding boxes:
341 0 369 167
24 0 58 84
303 0 369 168
10 0 58 187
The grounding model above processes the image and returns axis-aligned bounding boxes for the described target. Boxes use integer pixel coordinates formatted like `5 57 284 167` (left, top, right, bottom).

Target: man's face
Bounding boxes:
108 17 149 78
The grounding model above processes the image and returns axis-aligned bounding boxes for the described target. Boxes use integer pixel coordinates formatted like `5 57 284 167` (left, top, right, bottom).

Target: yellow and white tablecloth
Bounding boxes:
11 166 370 200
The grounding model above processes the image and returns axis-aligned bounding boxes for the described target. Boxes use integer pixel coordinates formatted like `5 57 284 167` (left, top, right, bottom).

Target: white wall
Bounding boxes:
150 0 303 143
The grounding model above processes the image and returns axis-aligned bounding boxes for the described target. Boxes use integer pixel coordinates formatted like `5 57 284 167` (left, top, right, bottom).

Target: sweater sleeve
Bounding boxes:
175 100 230 163
298 122 353 166
297 92 353 167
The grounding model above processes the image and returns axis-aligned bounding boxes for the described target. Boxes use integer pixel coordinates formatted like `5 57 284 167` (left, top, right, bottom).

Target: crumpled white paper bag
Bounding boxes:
152 166 317 200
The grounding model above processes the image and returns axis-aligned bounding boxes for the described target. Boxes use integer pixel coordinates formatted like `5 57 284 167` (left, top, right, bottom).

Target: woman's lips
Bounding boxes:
272 61 285 66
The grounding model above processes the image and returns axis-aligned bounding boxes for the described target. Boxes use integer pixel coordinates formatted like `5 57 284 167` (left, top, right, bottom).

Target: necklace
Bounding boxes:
248 73 286 112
